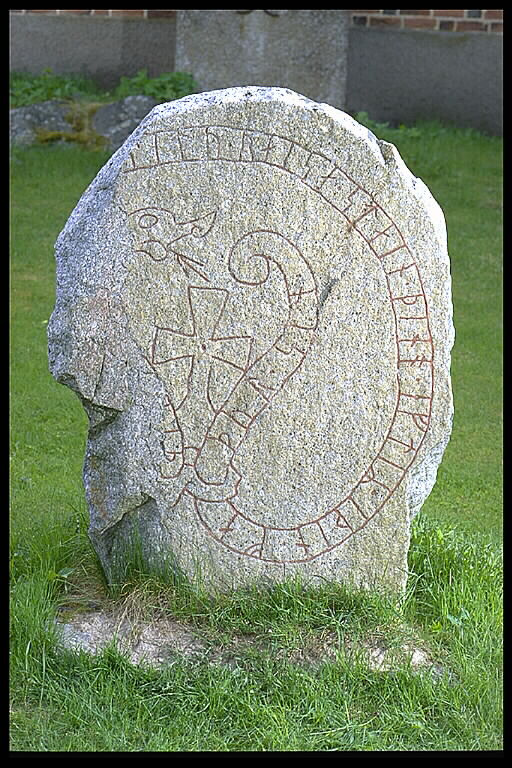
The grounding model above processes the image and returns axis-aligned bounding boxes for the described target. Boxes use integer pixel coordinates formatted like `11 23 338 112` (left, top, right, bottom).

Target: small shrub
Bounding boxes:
353 110 391 134
10 68 105 108
10 68 198 110
113 69 198 103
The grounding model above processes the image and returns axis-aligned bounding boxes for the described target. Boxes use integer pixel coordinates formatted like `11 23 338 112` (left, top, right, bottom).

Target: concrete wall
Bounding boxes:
346 27 503 136
175 9 349 111
9 12 176 90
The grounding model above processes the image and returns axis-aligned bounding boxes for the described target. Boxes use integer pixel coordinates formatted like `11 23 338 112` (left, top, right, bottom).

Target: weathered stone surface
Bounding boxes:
10 99 70 146
48 87 454 593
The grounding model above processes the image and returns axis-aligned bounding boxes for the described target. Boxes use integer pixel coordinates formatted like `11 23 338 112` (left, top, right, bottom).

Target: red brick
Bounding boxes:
147 10 176 18
439 20 455 30
432 10 465 17
490 22 503 33
399 9 432 15
56 9 92 14
454 20 488 32
483 10 504 20
369 16 402 27
403 17 437 29
110 10 145 16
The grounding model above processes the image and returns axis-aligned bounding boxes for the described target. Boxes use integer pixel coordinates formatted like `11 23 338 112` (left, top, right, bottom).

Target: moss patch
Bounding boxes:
35 100 109 150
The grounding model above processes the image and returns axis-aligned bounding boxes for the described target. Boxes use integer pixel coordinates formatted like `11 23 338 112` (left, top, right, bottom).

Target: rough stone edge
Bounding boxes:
374 140 454 519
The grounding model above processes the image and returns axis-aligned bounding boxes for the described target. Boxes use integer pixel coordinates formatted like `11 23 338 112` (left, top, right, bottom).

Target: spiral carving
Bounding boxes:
228 231 273 286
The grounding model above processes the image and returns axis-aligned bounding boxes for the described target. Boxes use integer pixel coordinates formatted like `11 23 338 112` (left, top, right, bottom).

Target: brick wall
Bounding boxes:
11 8 503 34
9 10 176 18
350 9 503 34
8 10 504 33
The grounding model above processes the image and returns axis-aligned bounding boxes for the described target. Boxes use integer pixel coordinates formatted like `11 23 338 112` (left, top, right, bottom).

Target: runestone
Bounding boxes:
48 87 454 592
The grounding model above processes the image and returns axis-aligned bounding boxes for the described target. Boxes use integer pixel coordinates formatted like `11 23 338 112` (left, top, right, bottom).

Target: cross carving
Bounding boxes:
151 286 252 448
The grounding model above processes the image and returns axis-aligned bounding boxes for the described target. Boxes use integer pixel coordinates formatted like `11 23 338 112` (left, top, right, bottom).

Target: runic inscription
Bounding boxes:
122 123 434 565
49 87 453 594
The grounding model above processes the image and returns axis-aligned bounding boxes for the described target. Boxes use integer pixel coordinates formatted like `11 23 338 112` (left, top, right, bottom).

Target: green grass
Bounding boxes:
10 118 502 751
9 527 503 750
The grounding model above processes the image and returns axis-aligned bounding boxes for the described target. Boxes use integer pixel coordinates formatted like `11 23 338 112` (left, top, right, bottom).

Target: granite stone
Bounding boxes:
48 87 454 592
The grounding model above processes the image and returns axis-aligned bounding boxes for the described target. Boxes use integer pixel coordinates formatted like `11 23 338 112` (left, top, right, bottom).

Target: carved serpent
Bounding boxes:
186 229 319 502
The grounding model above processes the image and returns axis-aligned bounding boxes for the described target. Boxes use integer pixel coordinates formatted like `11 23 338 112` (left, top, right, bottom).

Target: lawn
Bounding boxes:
10 116 502 751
